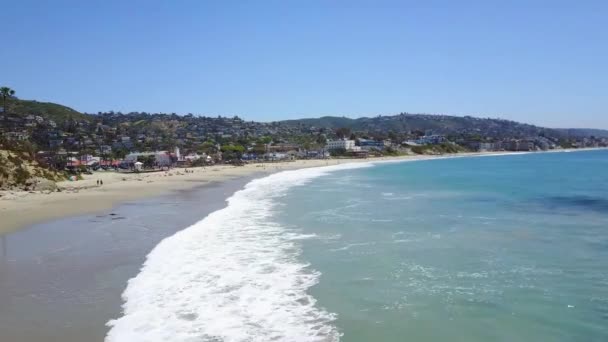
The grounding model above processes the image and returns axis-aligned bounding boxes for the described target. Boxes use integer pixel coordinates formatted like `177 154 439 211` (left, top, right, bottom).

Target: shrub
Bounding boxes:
14 166 31 185
42 170 56 181
329 148 347 156
411 146 426 154
7 154 23 166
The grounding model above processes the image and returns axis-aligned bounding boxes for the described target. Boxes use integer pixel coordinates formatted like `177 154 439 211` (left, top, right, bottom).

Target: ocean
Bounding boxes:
107 150 608 342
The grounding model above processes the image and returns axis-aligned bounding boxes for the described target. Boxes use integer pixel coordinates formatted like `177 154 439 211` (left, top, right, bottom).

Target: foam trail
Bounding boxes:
105 162 372 342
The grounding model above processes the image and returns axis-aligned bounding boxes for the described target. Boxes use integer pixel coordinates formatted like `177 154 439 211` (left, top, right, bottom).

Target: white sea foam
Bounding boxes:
105 162 371 342
392 239 414 243
382 195 413 201
329 242 375 252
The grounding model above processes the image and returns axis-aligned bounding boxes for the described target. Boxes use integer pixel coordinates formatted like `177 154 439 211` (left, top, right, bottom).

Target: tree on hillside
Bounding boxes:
259 136 272 144
316 134 327 145
137 155 156 169
112 148 128 161
0 87 16 113
388 131 399 141
335 127 351 139
221 144 245 161
198 141 217 155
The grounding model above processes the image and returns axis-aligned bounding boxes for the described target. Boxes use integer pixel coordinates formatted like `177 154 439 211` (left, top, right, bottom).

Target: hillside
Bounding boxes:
280 113 608 140
556 128 608 138
0 150 63 191
3 95 606 141
6 99 90 123
2 93 606 157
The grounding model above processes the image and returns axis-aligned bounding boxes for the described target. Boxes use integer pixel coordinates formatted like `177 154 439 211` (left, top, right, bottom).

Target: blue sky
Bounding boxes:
1 0 606 128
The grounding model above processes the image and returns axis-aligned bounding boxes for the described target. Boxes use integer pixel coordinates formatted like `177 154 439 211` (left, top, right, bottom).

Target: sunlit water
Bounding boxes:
276 150 608 341
107 150 608 341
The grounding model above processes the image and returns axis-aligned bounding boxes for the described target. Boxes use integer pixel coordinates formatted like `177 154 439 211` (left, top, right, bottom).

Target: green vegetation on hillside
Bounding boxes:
1 86 606 164
409 143 467 155
8 99 90 122
281 113 572 141
556 128 608 138
0 150 64 190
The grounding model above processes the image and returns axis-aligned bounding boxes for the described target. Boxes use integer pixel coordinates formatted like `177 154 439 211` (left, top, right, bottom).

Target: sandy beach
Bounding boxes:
0 159 330 234
0 155 429 234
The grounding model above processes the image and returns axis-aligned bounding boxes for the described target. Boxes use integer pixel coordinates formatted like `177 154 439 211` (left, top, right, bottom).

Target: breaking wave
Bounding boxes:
105 162 372 342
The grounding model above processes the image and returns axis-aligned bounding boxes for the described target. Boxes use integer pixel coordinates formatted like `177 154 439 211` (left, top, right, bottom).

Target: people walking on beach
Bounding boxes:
97 180 100 186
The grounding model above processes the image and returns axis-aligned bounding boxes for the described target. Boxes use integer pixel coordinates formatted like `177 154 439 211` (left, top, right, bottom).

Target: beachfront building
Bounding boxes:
415 135 447 145
125 151 173 166
174 146 181 161
534 137 556 150
505 140 535 152
298 149 331 159
358 139 387 150
264 152 294 161
266 143 300 153
466 141 497 152
326 139 356 151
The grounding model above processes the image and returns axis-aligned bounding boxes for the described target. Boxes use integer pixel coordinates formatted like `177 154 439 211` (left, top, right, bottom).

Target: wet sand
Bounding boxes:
0 176 254 342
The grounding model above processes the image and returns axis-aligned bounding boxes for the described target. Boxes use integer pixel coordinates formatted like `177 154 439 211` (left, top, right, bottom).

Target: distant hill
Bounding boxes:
6 99 90 123
3 94 606 143
281 116 356 128
556 128 608 138
279 113 570 139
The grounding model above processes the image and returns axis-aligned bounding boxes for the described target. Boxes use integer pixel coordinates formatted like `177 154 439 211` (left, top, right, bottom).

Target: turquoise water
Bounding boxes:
277 151 608 341
105 151 608 341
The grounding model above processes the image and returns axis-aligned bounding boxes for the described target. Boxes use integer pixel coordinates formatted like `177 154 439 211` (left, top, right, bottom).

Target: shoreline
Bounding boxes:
0 176 256 342
0 148 604 235
1 147 604 342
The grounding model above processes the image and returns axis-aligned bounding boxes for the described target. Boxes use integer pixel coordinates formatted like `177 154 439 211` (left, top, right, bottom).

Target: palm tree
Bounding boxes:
0 87 16 113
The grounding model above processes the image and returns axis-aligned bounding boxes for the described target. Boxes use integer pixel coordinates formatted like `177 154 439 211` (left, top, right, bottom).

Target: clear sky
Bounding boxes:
1 0 606 128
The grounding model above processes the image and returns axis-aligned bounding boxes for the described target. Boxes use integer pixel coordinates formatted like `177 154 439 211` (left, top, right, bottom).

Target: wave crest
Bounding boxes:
105 163 371 342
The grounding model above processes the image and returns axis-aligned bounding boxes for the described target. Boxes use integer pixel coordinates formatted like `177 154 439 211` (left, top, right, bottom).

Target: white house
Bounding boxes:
184 153 202 162
326 139 356 151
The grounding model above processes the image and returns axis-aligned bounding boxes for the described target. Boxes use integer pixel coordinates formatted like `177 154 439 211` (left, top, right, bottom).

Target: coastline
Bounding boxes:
0 147 605 341
0 177 256 342
0 148 604 235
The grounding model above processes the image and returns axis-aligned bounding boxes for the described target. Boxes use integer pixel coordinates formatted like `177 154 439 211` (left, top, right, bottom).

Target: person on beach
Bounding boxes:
97 180 99 186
